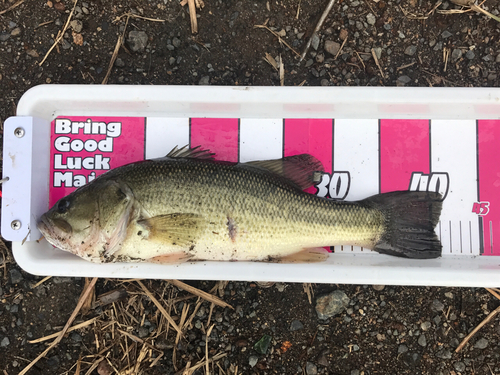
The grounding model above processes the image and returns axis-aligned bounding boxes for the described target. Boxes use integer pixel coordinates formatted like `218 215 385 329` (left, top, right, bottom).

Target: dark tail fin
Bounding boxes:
363 191 443 259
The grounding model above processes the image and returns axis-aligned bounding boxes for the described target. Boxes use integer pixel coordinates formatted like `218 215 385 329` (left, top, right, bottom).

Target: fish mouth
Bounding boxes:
37 214 72 250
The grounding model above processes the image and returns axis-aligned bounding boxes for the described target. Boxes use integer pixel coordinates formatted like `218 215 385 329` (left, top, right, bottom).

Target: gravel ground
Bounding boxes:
1 0 500 374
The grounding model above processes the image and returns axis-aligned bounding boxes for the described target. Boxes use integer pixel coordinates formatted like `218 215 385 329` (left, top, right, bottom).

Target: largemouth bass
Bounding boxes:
37 146 443 263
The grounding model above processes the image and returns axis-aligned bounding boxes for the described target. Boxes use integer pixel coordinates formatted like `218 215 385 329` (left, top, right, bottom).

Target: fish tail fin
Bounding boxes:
364 191 443 259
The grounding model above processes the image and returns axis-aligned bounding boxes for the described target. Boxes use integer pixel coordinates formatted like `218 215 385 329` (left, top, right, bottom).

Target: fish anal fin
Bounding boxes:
137 213 206 247
149 252 193 264
269 247 329 263
245 154 325 190
165 145 215 160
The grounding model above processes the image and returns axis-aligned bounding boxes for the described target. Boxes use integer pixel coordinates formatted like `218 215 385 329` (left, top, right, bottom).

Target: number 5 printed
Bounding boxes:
472 201 490 216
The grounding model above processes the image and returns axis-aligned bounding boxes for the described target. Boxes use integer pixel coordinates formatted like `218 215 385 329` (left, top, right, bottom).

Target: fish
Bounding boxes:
37 146 443 264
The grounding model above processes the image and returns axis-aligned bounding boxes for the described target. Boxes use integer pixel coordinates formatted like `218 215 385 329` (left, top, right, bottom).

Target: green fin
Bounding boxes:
265 247 329 263
166 145 215 160
137 213 206 247
245 154 325 190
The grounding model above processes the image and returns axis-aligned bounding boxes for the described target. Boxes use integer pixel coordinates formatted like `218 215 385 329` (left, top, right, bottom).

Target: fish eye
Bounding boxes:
57 198 71 213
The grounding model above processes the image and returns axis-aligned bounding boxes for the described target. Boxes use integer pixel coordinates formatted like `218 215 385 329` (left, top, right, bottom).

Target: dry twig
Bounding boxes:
39 0 79 66
254 24 300 57
29 317 98 344
167 279 233 309
0 0 24 15
456 304 500 352
20 277 98 375
300 0 337 61
137 280 182 334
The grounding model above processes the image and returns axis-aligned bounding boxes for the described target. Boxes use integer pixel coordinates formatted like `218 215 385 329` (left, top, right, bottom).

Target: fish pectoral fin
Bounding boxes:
244 154 324 190
137 213 206 247
268 247 329 263
148 252 194 264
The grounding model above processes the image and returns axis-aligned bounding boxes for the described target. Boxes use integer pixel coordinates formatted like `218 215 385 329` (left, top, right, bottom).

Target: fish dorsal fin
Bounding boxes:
245 154 325 190
166 145 215 160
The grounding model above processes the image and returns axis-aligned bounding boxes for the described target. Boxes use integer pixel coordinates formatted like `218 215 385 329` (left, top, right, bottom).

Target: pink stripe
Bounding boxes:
284 119 333 194
478 120 500 255
190 118 239 162
49 116 145 207
379 119 430 193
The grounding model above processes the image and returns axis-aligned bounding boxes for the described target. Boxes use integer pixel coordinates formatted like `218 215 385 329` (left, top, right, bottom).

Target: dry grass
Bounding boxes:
24 279 234 374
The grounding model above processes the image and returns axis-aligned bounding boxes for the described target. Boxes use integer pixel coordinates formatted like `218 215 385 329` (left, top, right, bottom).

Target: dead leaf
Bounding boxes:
72 31 83 46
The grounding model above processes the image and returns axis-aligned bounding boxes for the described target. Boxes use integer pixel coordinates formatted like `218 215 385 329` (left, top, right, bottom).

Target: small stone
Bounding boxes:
366 13 376 25
305 59 314 67
27 49 39 58
496 53 500 63
70 20 83 33
441 30 452 39
474 337 488 349
1 337 10 347
315 290 350 319
169 57 176 65
290 320 304 331
454 361 466 372
488 73 497 81
10 305 18 313
383 23 392 30
10 27 21 37
115 57 125 67
47 356 60 369
248 355 258 367
0 33 10 42
61 39 71 50
320 79 329 86
199 76 210 85
421 321 432 331
396 75 411 86
127 30 148 52
433 41 443 51
435 349 452 359
70 332 82 342
138 327 149 338
351 371 360 375
172 37 181 48
398 344 408 354
311 34 320 51
315 53 324 63
324 40 340 56
306 362 318 375
372 285 385 291
452 48 462 61
418 334 427 347
372 47 382 60
404 45 417 56
10 269 23 284
8 21 16 29
339 29 348 41
166 44 175 51
431 299 445 312
402 352 421 367
483 54 493 62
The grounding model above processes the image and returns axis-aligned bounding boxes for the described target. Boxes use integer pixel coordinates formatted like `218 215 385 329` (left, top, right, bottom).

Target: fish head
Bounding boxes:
37 179 135 262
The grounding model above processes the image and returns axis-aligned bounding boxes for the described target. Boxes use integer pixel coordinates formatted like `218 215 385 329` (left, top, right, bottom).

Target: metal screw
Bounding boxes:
11 220 21 230
14 127 25 138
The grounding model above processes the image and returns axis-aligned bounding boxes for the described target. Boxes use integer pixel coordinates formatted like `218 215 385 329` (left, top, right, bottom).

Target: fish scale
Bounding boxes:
112 157 384 261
